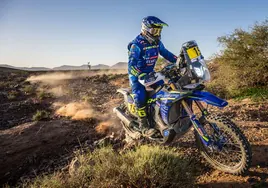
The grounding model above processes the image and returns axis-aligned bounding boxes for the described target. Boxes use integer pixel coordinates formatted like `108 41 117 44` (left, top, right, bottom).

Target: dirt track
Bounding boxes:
0 70 267 187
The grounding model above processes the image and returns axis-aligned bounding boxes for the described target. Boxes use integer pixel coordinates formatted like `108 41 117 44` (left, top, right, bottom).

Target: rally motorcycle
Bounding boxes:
113 40 252 175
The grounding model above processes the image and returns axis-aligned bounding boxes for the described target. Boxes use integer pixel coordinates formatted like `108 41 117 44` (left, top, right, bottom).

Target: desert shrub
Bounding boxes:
32 110 50 121
0 81 6 89
207 19 268 99
206 61 241 98
234 87 268 101
37 90 53 100
22 85 35 95
25 145 198 188
25 174 63 188
0 81 14 89
7 90 19 100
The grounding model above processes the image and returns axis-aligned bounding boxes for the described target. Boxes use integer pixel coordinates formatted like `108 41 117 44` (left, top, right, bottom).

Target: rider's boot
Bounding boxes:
137 106 156 136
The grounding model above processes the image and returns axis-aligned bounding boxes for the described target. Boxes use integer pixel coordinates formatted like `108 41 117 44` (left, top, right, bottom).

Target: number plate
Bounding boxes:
186 46 201 60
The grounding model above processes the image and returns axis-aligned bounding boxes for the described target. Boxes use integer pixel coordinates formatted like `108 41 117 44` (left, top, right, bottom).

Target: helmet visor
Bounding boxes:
149 27 162 37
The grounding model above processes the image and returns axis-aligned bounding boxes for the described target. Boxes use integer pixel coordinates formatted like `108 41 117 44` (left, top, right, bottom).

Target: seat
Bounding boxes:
118 86 162 102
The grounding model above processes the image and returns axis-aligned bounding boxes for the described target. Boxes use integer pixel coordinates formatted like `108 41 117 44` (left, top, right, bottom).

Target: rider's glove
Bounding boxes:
138 73 147 81
130 66 141 77
166 63 176 70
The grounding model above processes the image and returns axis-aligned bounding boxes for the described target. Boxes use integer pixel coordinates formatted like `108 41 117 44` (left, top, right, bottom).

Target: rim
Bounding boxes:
202 120 245 170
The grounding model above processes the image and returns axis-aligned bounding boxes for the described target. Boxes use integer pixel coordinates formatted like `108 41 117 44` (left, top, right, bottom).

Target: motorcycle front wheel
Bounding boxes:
195 115 252 175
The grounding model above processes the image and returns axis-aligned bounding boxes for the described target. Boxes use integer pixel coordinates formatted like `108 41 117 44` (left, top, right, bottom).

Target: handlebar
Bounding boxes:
159 63 180 77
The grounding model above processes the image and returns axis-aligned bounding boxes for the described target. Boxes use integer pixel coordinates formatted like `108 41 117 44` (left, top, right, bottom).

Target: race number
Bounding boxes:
186 46 201 60
128 103 136 114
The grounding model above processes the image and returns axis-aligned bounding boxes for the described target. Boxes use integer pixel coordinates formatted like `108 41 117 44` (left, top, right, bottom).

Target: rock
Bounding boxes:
247 177 260 185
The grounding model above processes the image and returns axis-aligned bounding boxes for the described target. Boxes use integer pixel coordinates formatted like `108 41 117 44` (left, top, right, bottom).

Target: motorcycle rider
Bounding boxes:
127 16 178 136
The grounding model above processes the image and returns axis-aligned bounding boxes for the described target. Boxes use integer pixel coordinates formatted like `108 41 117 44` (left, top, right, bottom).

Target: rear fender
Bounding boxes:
116 88 134 103
189 91 228 107
116 88 130 96
117 88 136 115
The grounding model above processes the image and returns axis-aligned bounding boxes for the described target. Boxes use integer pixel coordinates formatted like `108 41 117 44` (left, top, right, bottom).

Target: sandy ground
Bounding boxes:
0 70 267 187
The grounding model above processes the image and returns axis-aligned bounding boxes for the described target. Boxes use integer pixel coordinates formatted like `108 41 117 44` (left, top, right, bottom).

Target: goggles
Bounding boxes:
149 27 162 37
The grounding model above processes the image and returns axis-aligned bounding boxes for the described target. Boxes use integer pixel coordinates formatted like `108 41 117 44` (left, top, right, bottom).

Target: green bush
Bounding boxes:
26 145 199 188
22 85 35 95
37 90 53 100
207 19 268 99
7 90 19 100
233 87 268 101
32 110 50 121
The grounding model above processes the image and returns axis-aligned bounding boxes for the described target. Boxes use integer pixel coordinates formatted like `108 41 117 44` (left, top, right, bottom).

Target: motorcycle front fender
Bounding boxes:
189 91 228 107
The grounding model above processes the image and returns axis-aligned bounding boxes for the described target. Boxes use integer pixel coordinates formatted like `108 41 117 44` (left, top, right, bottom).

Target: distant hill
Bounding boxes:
110 62 127 69
53 64 89 71
0 64 50 71
0 66 27 73
91 64 110 70
0 62 127 71
0 64 21 70
23 67 51 71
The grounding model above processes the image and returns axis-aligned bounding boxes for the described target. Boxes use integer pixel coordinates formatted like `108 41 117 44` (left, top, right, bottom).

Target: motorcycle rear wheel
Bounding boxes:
195 115 252 175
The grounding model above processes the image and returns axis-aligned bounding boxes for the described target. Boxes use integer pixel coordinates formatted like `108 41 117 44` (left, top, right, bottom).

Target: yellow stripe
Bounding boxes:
202 136 209 142
160 98 176 100
143 45 159 50
192 121 209 142
170 91 189 94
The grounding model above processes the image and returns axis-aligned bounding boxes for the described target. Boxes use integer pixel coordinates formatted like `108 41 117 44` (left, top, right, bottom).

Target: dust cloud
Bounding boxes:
26 70 127 97
27 72 76 97
54 102 121 136
54 102 94 120
27 72 76 85
48 86 65 97
95 121 114 134
94 69 127 75
27 70 125 135
26 70 127 85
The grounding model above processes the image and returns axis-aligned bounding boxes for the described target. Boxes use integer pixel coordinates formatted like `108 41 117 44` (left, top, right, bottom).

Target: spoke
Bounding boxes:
218 126 229 136
224 143 240 148
214 153 223 162
220 133 241 148
203 120 245 167
222 150 243 159
218 151 229 157
223 142 241 148
226 155 234 164
223 149 242 155
210 145 243 166
225 137 236 144
209 147 243 166
222 153 241 165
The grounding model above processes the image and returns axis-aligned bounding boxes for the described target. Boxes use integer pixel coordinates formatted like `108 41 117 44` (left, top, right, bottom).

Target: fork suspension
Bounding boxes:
181 100 211 145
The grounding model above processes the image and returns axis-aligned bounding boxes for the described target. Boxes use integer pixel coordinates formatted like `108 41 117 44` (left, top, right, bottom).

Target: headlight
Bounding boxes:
193 67 204 78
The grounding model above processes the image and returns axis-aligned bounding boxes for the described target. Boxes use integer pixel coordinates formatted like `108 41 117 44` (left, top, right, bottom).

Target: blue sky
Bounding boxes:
0 0 267 68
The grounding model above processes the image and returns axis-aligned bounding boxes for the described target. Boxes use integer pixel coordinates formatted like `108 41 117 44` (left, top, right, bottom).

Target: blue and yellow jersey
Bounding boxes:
127 34 177 76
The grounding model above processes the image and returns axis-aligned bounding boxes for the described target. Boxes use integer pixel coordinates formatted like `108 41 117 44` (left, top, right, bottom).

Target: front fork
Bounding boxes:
170 83 212 146
181 100 212 146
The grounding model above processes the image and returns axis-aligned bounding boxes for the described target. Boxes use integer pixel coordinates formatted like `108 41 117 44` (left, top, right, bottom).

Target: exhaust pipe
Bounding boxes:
113 107 136 127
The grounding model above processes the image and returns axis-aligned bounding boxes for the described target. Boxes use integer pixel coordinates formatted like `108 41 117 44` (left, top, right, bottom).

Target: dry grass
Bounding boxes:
22 85 35 95
32 110 50 121
37 90 53 100
24 145 199 188
7 90 19 100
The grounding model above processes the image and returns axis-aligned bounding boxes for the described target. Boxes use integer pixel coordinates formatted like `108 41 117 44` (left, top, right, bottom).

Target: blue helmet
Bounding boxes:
141 16 168 43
